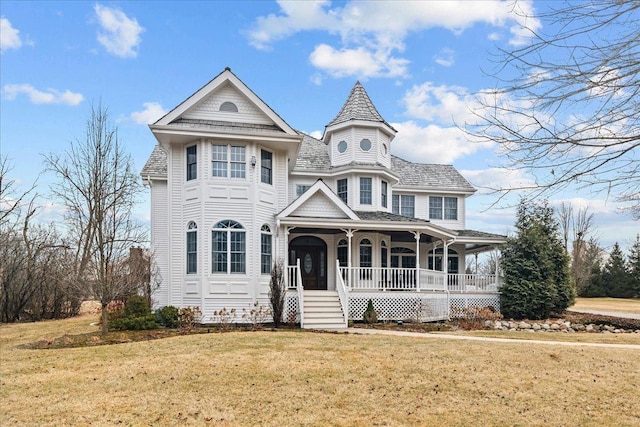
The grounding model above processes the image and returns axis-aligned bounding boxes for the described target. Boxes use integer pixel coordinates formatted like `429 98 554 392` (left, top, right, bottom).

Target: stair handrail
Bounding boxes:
296 258 304 328
335 259 349 328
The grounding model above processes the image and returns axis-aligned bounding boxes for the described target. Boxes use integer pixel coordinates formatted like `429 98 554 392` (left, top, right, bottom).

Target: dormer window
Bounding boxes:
219 101 238 112
337 140 347 153
360 138 372 151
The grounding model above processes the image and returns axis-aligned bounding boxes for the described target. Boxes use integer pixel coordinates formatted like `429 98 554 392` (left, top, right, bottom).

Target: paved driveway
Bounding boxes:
566 308 640 320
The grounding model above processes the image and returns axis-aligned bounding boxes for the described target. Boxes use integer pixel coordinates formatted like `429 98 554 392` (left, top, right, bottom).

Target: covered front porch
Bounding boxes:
278 221 504 327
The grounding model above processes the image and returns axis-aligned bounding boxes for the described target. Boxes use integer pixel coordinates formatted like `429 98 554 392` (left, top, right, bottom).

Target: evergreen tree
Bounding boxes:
602 243 631 298
626 235 640 298
500 199 574 319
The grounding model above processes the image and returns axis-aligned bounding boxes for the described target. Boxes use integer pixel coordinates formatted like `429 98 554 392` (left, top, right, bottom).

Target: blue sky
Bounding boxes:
1 1 637 251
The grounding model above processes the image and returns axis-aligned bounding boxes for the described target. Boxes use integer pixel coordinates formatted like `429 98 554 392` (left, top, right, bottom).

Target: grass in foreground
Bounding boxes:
572 297 640 314
1 316 639 426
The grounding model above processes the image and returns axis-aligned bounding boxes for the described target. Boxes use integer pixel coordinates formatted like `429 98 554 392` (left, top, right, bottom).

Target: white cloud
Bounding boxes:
130 102 167 124
1 17 22 52
247 0 539 79
94 4 144 58
460 168 535 195
390 120 493 164
310 44 409 79
3 83 83 105
434 48 455 67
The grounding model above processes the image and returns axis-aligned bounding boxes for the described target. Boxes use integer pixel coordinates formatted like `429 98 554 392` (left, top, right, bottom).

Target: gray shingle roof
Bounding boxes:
141 145 167 178
355 211 431 224
455 229 506 240
293 132 331 171
326 82 396 131
391 156 475 192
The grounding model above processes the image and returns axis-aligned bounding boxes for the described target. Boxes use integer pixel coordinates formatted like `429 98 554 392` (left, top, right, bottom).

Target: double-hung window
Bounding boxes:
186 222 197 274
186 146 197 181
211 144 246 178
296 185 311 197
392 194 415 217
381 181 388 208
260 224 272 274
337 179 348 204
260 150 272 185
212 220 246 273
360 177 372 205
429 196 457 220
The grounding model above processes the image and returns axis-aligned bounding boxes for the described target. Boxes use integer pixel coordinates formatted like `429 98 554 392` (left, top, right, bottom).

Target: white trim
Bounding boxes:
277 179 360 221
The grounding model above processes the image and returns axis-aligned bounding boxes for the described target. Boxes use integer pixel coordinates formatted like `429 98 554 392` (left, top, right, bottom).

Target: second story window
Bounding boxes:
212 144 246 179
261 150 272 185
296 185 311 197
381 181 387 208
186 145 197 181
360 177 372 205
429 196 458 220
337 179 348 204
392 194 415 217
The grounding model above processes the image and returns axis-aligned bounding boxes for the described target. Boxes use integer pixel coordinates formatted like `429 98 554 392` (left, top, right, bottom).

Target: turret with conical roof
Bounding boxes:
323 82 396 169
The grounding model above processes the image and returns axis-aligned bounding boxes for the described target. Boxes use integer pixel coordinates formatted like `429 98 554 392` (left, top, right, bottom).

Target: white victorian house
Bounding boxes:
142 68 505 329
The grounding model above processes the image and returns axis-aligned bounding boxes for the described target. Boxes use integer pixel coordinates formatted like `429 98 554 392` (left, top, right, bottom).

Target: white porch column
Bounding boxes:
443 240 450 291
494 247 500 287
284 227 293 287
342 229 355 289
412 231 421 291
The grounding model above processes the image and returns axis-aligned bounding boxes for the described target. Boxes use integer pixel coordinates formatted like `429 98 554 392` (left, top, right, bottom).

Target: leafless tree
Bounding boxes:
45 103 146 333
467 1 639 217
558 202 573 252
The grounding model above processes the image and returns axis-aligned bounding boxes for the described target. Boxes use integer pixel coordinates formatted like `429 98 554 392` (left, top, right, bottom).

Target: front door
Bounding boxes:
289 237 327 290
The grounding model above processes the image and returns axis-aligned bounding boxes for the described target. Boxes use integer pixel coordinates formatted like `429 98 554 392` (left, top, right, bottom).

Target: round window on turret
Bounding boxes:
360 138 372 151
337 140 347 153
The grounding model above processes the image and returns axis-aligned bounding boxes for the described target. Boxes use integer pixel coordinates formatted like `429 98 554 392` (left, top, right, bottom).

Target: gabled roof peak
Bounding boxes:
326 82 396 131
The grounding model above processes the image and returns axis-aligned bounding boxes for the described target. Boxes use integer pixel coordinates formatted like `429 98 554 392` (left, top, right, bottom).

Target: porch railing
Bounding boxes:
335 260 349 328
287 265 299 289
448 274 500 293
340 267 447 291
341 267 499 293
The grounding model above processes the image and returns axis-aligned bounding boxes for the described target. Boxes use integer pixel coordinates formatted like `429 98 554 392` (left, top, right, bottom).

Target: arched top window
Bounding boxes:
338 239 348 246
220 101 238 112
381 241 387 247
391 247 415 254
187 221 197 230
214 220 244 230
360 238 372 245
261 224 271 233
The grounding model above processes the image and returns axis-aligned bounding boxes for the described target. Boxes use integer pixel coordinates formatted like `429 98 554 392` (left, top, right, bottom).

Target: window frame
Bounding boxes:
186 145 197 181
211 144 246 179
186 221 197 274
211 220 246 274
392 194 415 217
337 178 348 204
429 196 458 220
260 224 272 274
260 149 273 185
381 181 388 208
360 177 372 205
296 184 311 197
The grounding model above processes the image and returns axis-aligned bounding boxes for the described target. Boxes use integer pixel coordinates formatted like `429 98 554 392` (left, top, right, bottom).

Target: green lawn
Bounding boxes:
1 315 639 426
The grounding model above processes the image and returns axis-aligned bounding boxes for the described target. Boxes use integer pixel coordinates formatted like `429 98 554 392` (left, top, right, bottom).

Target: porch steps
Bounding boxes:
302 290 347 330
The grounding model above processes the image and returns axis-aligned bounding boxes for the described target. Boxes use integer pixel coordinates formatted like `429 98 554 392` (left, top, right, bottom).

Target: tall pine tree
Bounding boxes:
602 243 631 298
500 199 574 319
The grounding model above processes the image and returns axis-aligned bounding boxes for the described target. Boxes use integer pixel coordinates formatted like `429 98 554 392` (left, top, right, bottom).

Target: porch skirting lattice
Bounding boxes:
285 290 500 323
